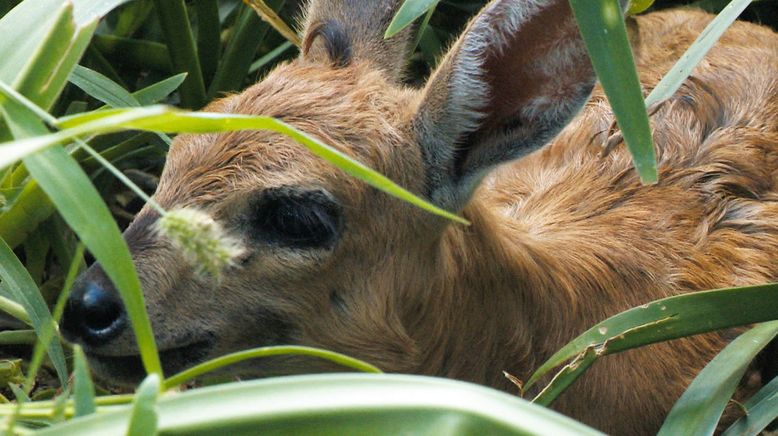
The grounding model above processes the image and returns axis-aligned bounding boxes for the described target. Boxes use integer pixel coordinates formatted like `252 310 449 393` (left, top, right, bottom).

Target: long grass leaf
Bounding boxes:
2 106 468 224
0 82 163 377
126 374 161 436
36 375 603 436
385 0 439 38
72 346 96 417
164 345 382 389
69 65 139 108
658 321 778 435
0 295 31 325
208 0 285 98
645 0 753 107
0 181 54 249
244 0 301 46
569 0 657 184
133 73 188 105
0 240 68 385
25 149 163 376
527 283 778 402
153 0 206 108
722 375 778 436
21 244 85 394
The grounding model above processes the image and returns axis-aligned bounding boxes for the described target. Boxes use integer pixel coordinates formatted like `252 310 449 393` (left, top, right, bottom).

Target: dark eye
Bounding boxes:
251 188 341 249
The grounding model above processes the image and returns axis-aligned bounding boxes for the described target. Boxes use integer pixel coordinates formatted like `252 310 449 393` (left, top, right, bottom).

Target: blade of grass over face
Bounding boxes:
73 346 97 417
22 243 85 394
645 0 753 107
0 238 68 385
126 374 161 436
2 106 469 224
658 321 778 436
0 82 163 377
164 346 382 389
569 0 657 184
69 65 173 145
722 375 778 436
386 0 439 38
527 282 778 405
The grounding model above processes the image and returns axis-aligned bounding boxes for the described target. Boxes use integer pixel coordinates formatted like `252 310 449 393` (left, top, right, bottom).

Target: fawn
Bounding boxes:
61 0 778 433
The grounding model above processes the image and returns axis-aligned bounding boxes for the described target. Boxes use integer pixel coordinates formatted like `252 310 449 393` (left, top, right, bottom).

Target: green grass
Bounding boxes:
0 0 776 434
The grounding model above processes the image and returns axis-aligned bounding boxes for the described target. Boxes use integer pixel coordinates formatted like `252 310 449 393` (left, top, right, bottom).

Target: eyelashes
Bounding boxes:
249 188 341 249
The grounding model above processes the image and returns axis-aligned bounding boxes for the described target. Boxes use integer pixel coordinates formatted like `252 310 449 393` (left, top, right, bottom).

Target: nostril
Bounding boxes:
62 281 127 345
82 285 123 333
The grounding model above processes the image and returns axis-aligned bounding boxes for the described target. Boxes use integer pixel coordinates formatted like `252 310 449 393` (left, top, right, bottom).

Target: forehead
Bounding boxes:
155 62 415 208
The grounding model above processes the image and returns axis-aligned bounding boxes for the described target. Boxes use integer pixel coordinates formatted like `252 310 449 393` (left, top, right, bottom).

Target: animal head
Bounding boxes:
61 0 599 384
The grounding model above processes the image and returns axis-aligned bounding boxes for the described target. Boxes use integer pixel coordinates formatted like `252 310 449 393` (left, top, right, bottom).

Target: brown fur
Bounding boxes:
72 3 777 435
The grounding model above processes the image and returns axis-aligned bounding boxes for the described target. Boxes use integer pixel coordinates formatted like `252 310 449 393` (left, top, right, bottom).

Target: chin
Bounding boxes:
86 340 213 387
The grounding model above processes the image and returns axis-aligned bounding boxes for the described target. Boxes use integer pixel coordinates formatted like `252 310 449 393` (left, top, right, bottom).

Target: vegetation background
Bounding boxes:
0 0 777 434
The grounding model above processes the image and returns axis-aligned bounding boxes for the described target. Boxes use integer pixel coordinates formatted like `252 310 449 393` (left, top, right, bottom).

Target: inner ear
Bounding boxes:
302 20 353 68
414 0 599 211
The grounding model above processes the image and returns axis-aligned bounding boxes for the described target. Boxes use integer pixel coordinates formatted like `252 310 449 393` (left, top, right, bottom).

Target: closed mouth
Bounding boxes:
86 340 212 384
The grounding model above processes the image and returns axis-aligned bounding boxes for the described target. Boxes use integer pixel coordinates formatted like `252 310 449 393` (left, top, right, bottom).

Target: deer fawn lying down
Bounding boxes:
60 0 778 433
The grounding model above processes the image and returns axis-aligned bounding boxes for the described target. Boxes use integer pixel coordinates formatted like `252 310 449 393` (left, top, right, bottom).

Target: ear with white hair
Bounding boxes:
415 0 626 210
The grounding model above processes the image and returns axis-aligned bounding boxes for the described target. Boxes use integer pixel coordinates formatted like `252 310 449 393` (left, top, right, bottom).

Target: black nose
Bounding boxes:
61 279 127 346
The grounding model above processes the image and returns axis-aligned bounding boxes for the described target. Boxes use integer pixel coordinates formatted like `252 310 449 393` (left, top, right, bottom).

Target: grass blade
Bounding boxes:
164 345 382 389
244 0 301 46
72 345 96 417
25 149 163 376
37 375 604 436
0 181 55 249
3 106 469 224
208 1 285 98
153 0 206 108
194 0 221 83
569 0 657 184
527 283 778 403
658 321 778 435
0 295 31 325
0 238 68 385
645 0 753 107
0 330 35 345
722 375 778 436
385 0 439 38
249 41 295 74
0 81 163 377
126 374 161 436
21 243 85 394
69 65 139 108
133 73 187 105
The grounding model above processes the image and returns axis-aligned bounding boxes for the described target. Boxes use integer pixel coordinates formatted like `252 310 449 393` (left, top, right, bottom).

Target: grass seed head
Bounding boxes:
154 207 245 279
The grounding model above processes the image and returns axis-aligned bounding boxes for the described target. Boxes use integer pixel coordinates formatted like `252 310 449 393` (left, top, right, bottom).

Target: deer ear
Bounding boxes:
300 0 415 82
415 0 613 210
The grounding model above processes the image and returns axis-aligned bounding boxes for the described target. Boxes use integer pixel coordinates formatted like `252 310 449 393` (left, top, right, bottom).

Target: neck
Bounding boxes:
403 200 548 390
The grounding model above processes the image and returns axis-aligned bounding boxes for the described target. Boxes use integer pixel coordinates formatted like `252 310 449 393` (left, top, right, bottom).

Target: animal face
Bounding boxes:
61 0 600 384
